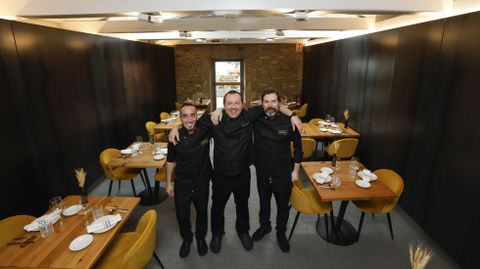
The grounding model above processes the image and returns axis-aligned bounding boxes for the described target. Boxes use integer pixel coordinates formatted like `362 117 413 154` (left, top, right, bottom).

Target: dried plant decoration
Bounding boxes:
343 109 350 120
75 168 87 188
409 243 433 269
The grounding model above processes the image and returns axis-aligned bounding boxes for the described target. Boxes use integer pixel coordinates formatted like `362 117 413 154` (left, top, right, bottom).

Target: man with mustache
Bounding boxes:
251 88 302 253
165 103 212 257
170 90 301 254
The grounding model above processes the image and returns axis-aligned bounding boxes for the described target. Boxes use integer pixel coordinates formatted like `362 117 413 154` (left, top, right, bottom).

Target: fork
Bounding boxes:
103 219 112 228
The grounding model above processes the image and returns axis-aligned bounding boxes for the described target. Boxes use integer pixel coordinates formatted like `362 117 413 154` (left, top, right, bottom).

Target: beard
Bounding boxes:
265 107 278 118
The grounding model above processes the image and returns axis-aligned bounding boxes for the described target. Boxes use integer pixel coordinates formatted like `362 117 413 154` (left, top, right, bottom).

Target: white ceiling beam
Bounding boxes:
1 0 445 16
91 17 371 33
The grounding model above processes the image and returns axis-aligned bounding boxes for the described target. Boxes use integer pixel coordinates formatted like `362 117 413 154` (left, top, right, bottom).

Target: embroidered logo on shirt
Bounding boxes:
278 129 288 135
200 138 209 145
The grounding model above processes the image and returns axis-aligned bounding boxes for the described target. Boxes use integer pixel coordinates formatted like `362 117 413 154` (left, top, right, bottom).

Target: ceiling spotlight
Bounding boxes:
295 11 309 21
138 13 163 23
266 38 274 42
179 31 192 38
275 29 284 37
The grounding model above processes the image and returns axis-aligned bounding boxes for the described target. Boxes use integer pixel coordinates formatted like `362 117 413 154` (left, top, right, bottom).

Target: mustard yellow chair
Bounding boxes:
289 180 333 241
175 101 182 110
353 169 404 240
291 138 316 160
325 138 359 159
0 215 36 246
95 210 164 269
100 148 142 196
145 121 168 142
292 103 308 118
160 112 170 120
309 118 324 125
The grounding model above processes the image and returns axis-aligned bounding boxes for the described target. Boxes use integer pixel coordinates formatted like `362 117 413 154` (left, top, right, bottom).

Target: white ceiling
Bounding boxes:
1 0 480 46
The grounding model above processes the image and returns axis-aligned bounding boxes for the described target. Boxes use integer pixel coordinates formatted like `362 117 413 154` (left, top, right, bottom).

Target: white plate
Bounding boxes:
153 154 165 161
63 204 83 216
313 173 331 184
156 148 168 155
357 171 378 181
69 234 93 251
355 180 371 189
320 167 334 174
91 215 117 234
328 129 342 134
319 128 329 132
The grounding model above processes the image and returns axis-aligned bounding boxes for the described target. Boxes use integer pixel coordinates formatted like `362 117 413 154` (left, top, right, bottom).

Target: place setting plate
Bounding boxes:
63 204 83 216
355 180 371 189
69 234 94 252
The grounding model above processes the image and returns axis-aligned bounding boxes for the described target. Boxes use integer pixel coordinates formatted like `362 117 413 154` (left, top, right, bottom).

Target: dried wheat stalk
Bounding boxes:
409 243 433 269
75 168 87 188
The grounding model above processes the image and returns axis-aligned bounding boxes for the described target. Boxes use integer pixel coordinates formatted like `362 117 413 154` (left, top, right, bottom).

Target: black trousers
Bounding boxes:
256 169 292 234
174 181 209 241
211 168 251 235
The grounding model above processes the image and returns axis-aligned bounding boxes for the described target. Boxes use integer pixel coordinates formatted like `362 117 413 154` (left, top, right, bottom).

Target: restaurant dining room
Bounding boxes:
1 1 480 269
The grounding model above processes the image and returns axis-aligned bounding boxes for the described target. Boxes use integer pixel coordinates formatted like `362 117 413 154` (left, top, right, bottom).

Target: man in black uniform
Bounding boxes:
251 88 303 253
170 91 301 254
165 103 212 257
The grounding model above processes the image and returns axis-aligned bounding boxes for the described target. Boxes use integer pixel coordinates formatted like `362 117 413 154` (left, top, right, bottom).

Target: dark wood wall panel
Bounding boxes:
0 20 176 218
302 11 480 269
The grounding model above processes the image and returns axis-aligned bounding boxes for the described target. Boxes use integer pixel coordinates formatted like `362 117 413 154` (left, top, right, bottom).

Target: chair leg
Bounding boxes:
130 179 136 196
140 172 147 189
108 181 113 196
324 213 329 242
153 251 165 269
372 213 375 219
118 181 121 192
288 211 301 241
387 213 394 240
357 212 365 242
329 211 336 238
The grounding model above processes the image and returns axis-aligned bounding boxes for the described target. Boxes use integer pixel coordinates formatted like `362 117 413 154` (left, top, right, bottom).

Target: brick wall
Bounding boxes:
174 44 303 109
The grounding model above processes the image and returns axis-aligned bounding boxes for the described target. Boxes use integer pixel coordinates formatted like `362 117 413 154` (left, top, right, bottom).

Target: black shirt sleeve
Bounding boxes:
292 129 303 164
197 114 214 129
166 142 175 162
243 105 264 123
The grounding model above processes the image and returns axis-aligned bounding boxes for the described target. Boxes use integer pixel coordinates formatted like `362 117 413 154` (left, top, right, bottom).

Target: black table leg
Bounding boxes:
137 169 167 205
316 201 358 246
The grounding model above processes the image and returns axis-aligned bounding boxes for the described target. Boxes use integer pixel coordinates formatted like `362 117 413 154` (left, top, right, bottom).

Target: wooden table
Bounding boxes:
301 122 360 139
154 110 206 131
108 142 168 206
301 161 396 245
0 196 140 269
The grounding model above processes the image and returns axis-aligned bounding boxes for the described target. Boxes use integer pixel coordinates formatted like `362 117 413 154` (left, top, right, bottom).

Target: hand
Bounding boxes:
168 126 180 145
291 170 299 182
210 108 223 125
165 182 174 197
291 116 303 132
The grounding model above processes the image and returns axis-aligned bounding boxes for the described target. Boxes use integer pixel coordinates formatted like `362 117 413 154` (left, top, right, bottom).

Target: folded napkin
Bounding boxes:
313 172 331 184
120 148 132 154
24 209 61 232
87 214 122 233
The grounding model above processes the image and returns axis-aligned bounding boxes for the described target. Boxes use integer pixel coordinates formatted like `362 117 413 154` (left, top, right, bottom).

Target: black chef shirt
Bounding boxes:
254 111 303 177
200 106 263 177
167 125 212 187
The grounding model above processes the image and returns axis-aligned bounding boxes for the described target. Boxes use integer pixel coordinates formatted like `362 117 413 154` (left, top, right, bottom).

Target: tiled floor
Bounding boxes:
90 166 461 269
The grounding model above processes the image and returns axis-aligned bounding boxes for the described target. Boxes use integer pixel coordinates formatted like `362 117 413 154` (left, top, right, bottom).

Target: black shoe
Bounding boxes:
238 233 254 251
277 233 290 253
179 240 192 258
210 234 222 254
252 226 272 241
197 238 208 256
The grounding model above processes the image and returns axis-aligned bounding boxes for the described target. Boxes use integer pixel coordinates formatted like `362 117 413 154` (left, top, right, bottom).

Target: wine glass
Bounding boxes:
325 114 331 123
49 196 65 227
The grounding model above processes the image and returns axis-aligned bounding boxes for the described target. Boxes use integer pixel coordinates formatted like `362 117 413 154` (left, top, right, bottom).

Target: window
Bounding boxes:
213 60 243 109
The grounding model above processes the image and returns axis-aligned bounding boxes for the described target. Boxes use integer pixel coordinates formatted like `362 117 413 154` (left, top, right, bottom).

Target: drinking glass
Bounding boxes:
49 196 65 228
91 205 104 220
325 114 331 123
331 175 341 188
329 116 336 123
38 219 54 238
136 136 143 143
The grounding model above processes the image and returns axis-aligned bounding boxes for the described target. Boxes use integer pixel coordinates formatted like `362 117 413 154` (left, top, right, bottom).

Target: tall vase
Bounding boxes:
81 187 89 206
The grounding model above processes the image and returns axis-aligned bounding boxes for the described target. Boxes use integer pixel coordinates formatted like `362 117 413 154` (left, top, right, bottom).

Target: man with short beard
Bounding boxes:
251 88 302 253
